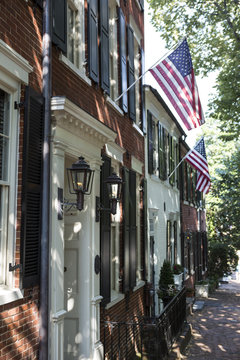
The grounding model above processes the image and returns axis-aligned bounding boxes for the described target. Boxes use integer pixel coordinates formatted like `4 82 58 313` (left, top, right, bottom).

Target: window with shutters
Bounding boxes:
109 0 119 101
136 173 142 283
58 0 87 79
0 85 18 293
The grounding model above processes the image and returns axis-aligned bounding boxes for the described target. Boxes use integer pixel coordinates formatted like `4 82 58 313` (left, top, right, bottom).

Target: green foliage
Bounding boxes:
202 121 240 249
147 0 240 137
172 263 184 274
159 260 174 291
208 243 238 279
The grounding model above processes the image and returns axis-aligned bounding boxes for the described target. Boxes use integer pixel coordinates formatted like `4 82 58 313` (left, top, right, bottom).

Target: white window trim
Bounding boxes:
0 40 31 304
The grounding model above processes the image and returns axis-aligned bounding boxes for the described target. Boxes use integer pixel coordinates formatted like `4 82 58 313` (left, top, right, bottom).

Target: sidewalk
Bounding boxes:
182 278 240 359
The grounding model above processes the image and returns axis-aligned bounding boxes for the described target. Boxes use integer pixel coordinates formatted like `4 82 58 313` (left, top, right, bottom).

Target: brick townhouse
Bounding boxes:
179 140 208 290
0 0 147 359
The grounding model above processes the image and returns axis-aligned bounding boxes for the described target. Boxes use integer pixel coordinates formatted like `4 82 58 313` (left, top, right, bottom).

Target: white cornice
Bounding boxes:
105 142 125 164
51 97 117 147
0 40 33 84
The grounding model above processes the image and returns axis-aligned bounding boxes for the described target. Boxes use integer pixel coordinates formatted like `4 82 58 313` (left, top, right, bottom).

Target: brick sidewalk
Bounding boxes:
182 279 240 359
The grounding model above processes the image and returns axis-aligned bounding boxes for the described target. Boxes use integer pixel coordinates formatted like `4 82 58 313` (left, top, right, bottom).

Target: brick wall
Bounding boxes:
0 1 42 358
0 287 39 360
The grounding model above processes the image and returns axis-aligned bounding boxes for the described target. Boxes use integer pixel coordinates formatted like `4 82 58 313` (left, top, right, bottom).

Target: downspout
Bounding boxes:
40 0 51 359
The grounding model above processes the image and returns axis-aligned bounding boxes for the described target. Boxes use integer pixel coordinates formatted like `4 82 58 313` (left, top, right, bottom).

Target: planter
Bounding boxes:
195 284 209 298
173 273 183 289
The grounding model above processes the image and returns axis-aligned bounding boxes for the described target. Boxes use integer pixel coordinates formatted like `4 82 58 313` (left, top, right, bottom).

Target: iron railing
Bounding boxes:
102 287 186 359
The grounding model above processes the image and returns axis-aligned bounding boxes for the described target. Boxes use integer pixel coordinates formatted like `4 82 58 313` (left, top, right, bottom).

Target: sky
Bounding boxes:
144 3 217 147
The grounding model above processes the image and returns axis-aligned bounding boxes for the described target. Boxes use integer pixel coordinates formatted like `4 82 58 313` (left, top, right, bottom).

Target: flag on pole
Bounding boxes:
150 39 205 132
185 138 210 194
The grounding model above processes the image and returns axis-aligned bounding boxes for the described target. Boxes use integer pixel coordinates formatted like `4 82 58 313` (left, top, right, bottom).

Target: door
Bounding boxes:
150 235 155 316
64 213 82 359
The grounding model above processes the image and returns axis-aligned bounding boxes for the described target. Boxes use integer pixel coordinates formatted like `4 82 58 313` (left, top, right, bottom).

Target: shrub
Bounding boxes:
208 243 238 279
172 263 184 274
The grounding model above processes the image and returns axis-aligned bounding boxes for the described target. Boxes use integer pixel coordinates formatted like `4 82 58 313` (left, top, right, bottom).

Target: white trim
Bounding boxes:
59 53 91 86
105 293 125 309
52 309 68 323
133 122 144 136
105 143 125 164
133 280 145 292
0 40 33 84
106 96 124 116
131 156 143 174
0 286 23 306
51 96 117 145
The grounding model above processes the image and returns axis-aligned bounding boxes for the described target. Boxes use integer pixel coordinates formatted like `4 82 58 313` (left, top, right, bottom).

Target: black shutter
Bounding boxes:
88 0 99 83
142 178 148 279
123 167 130 292
100 0 110 94
129 170 136 288
128 26 136 121
52 0 67 54
147 110 153 174
100 155 111 305
119 8 128 113
180 160 185 201
158 122 163 179
139 0 144 11
21 87 44 288
141 48 146 134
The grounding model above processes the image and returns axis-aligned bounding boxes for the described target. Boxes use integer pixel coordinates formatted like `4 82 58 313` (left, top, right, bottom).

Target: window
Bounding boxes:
158 123 167 180
110 162 120 299
136 173 142 283
53 0 86 74
0 90 10 285
109 0 119 101
166 220 172 263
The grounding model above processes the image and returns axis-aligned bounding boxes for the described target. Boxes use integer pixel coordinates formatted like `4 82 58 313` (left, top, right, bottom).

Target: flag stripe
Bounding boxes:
150 39 205 131
156 62 198 128
186 138 211 194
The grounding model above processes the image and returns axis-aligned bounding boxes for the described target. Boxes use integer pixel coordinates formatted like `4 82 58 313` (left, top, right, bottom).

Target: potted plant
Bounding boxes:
195 280 209 298
172 264 184 289
158 260 176 307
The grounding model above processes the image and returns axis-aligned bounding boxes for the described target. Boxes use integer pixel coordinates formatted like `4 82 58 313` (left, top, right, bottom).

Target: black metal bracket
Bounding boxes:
14 101 25 110
9 263 22 272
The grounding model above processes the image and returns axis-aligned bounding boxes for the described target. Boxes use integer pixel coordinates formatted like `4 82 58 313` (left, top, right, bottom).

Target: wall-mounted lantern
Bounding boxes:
66 156 94 211
96 172 123 222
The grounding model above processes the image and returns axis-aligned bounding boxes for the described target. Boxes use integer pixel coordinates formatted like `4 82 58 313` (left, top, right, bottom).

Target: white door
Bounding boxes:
64 213 82 359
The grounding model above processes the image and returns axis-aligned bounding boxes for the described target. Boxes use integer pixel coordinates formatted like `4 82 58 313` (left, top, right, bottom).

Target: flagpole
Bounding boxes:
114 37 185 103
168 137 203 179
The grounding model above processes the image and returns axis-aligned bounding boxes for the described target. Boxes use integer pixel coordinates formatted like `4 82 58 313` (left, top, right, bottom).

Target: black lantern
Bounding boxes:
67 156 94 211
95 172 123 221
105 172 122 215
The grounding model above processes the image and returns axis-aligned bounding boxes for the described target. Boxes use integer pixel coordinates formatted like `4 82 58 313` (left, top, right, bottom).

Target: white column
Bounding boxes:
49 140 68 360
89 159 104 360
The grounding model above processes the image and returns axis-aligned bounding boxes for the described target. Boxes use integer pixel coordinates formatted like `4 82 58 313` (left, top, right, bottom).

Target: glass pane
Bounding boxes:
0 90 9 181
68 6 74 63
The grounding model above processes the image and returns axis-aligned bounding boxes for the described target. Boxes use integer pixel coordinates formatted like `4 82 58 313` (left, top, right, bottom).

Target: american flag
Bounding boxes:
150 39 205 132
185 138 211 194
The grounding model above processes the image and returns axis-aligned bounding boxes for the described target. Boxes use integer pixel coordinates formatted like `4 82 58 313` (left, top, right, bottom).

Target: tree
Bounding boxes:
202 119 240 249
208 243 238 279
147 0 240 137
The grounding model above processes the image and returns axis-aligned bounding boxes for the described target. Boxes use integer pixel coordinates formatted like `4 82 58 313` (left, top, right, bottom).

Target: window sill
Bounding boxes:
132 122 144 136
59 54 92 86
0 286 23 306
133 280 145 292
105 293 125 309
105 96 124 116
